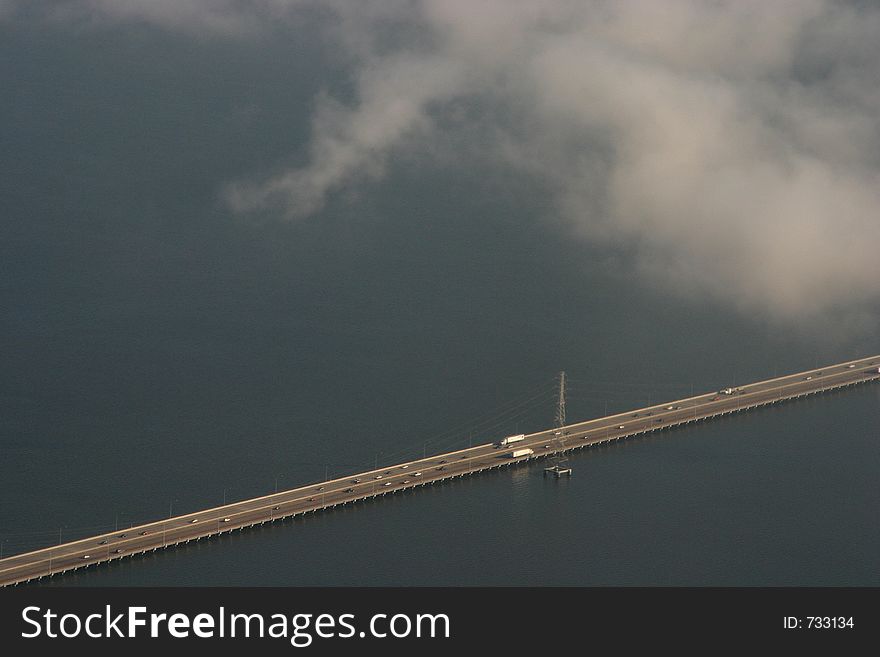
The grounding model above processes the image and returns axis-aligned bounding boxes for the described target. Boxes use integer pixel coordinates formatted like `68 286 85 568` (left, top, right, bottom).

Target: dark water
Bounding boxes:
1 20 878 586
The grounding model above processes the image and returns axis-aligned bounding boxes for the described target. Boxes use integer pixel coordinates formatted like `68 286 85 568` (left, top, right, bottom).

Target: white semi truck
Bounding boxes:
509 448 534 458
497 433 525 447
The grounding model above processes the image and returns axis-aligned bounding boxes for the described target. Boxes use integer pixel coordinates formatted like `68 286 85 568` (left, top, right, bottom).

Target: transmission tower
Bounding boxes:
554 371 566 428
545 370 572 476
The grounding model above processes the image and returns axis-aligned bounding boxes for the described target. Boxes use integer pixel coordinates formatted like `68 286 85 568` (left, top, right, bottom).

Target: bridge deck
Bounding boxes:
2 355 878 586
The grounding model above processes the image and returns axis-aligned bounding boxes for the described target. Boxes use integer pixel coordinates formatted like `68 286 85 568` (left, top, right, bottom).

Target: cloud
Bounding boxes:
10 0 880 323
224 50 467 217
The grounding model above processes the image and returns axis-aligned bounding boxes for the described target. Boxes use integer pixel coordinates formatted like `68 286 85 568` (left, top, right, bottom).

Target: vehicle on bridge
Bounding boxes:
496 433 525 447
509 448 534 458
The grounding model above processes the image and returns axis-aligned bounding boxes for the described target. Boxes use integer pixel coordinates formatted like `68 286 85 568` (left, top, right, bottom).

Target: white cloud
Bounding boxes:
11 0 880 324
225 51 467 217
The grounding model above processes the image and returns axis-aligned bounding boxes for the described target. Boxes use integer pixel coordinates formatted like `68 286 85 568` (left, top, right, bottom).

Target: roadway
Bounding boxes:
1 355 878 586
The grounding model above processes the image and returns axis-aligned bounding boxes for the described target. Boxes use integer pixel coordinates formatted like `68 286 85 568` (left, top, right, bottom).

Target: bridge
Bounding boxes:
1 355 878 586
